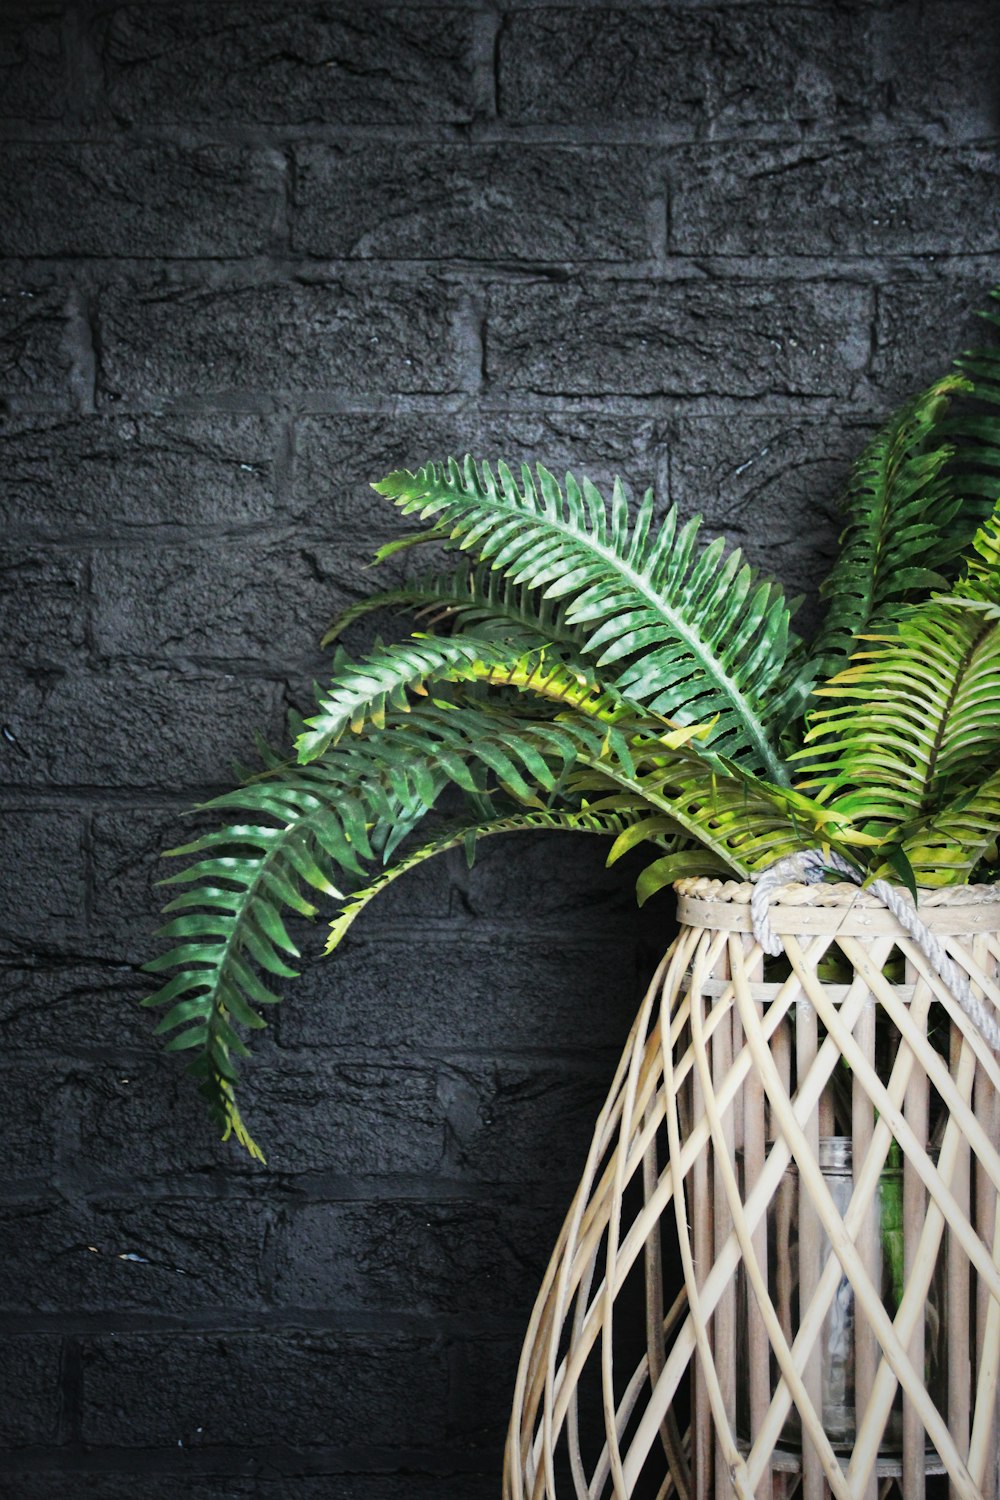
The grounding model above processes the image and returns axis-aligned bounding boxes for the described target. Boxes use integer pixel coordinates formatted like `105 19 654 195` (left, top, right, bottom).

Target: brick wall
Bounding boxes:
1 2 997 1496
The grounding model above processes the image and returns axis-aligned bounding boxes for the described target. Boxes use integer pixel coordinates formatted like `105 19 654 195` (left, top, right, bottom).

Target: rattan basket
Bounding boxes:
503 879 1000 1500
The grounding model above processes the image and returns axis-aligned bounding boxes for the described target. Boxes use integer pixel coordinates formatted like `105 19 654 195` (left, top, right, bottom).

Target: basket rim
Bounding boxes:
673 878 1000 909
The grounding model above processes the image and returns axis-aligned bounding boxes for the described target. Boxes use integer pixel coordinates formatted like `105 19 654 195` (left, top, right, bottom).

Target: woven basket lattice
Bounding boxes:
503 880 1000 1500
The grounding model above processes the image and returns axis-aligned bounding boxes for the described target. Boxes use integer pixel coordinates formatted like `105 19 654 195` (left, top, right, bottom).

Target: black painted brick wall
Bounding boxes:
0 2 997 1496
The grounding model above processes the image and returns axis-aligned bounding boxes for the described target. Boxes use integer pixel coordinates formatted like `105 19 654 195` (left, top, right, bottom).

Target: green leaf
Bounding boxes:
897 764 1000 886
571 739 873 882
883 845 919 903
163 1026 209 1052
324 804 650 955
810 375 969 676
144 694 618 1156
370 527 442 565
636 849 732 906
796 506 1000 841
296 634 521 762
321 560 592 655
373 460 795 781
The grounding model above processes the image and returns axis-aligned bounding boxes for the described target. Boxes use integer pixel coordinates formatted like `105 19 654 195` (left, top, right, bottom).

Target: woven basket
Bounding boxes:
503 879 1000 1500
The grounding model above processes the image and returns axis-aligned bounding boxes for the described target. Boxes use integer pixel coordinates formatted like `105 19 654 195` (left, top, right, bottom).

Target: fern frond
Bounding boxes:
144 696 633 1154
298 633 645 768
634 848 736 905
800 493 1000 835
297 633 519 761
322 561 588 655
373 460 795 782
941 292 1000 523
897 765 1000 886
324 804 654 955
143 761 415 1159
569 745 872 883
796 609 1000 832
961 492 1000 578
797 606 1000 822
810 375 967 673
603 811 732 895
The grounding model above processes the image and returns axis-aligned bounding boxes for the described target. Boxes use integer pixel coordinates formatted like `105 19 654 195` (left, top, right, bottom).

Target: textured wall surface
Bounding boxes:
1 2 998 1496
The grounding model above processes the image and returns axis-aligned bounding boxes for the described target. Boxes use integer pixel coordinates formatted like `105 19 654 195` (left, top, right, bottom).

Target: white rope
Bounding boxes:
750 850 1000 1052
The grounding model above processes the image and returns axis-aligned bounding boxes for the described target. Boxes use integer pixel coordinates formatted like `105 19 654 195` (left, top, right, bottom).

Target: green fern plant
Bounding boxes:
144 293 1000 1159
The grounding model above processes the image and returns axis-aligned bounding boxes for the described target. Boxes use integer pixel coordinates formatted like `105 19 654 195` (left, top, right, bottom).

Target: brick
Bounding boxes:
80 1330 448 1447
292 411 669 539
486 280 871 399
440 1060 616 1186
475 411 668 498
97 4 476 125
275 1197 560 1316
0 964 150 1053
497 6 871 130
452 1332 626 1459
0 550 87 665
668 414 874 635
0 670 284 791
281 934 637 1053
245 1060 447 1177
0 1066 70 1182
291 412 473 535
1 1479 497 1500
0 1197 272 1315
71 1057 261 1181
0 1336 62 1446
97 275 460 403
0 11 66 121
458 829 638 923
90 806 215 963
309 1482 497 1500
90 538 362 665
872 277 986 404
0 144 281 259
292 144 654 262
0 282 72 403
0 1479 498 1500
0 811 84 948
671 143 1000 258
73 1056 446 1181
877 0 999 136
0 414 278 535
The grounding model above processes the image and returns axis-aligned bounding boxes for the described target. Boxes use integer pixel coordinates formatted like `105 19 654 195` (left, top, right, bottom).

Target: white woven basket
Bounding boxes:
503 880 1000 1500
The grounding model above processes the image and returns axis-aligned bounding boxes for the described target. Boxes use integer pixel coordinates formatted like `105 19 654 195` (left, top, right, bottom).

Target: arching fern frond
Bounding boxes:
324 804 657 955
322 561 589 656
296 633 521 761
297 635 647 768
959 498 1000 579
568 744 874 884
143 695 638 1155
373 460 795 782
809 375 967 675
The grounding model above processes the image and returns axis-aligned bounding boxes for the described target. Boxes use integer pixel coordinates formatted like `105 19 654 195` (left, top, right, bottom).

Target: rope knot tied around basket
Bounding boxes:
750 849 1000 1051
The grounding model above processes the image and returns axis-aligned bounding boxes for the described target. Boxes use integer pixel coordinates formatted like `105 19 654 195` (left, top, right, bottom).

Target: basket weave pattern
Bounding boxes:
503 881 1000 1500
